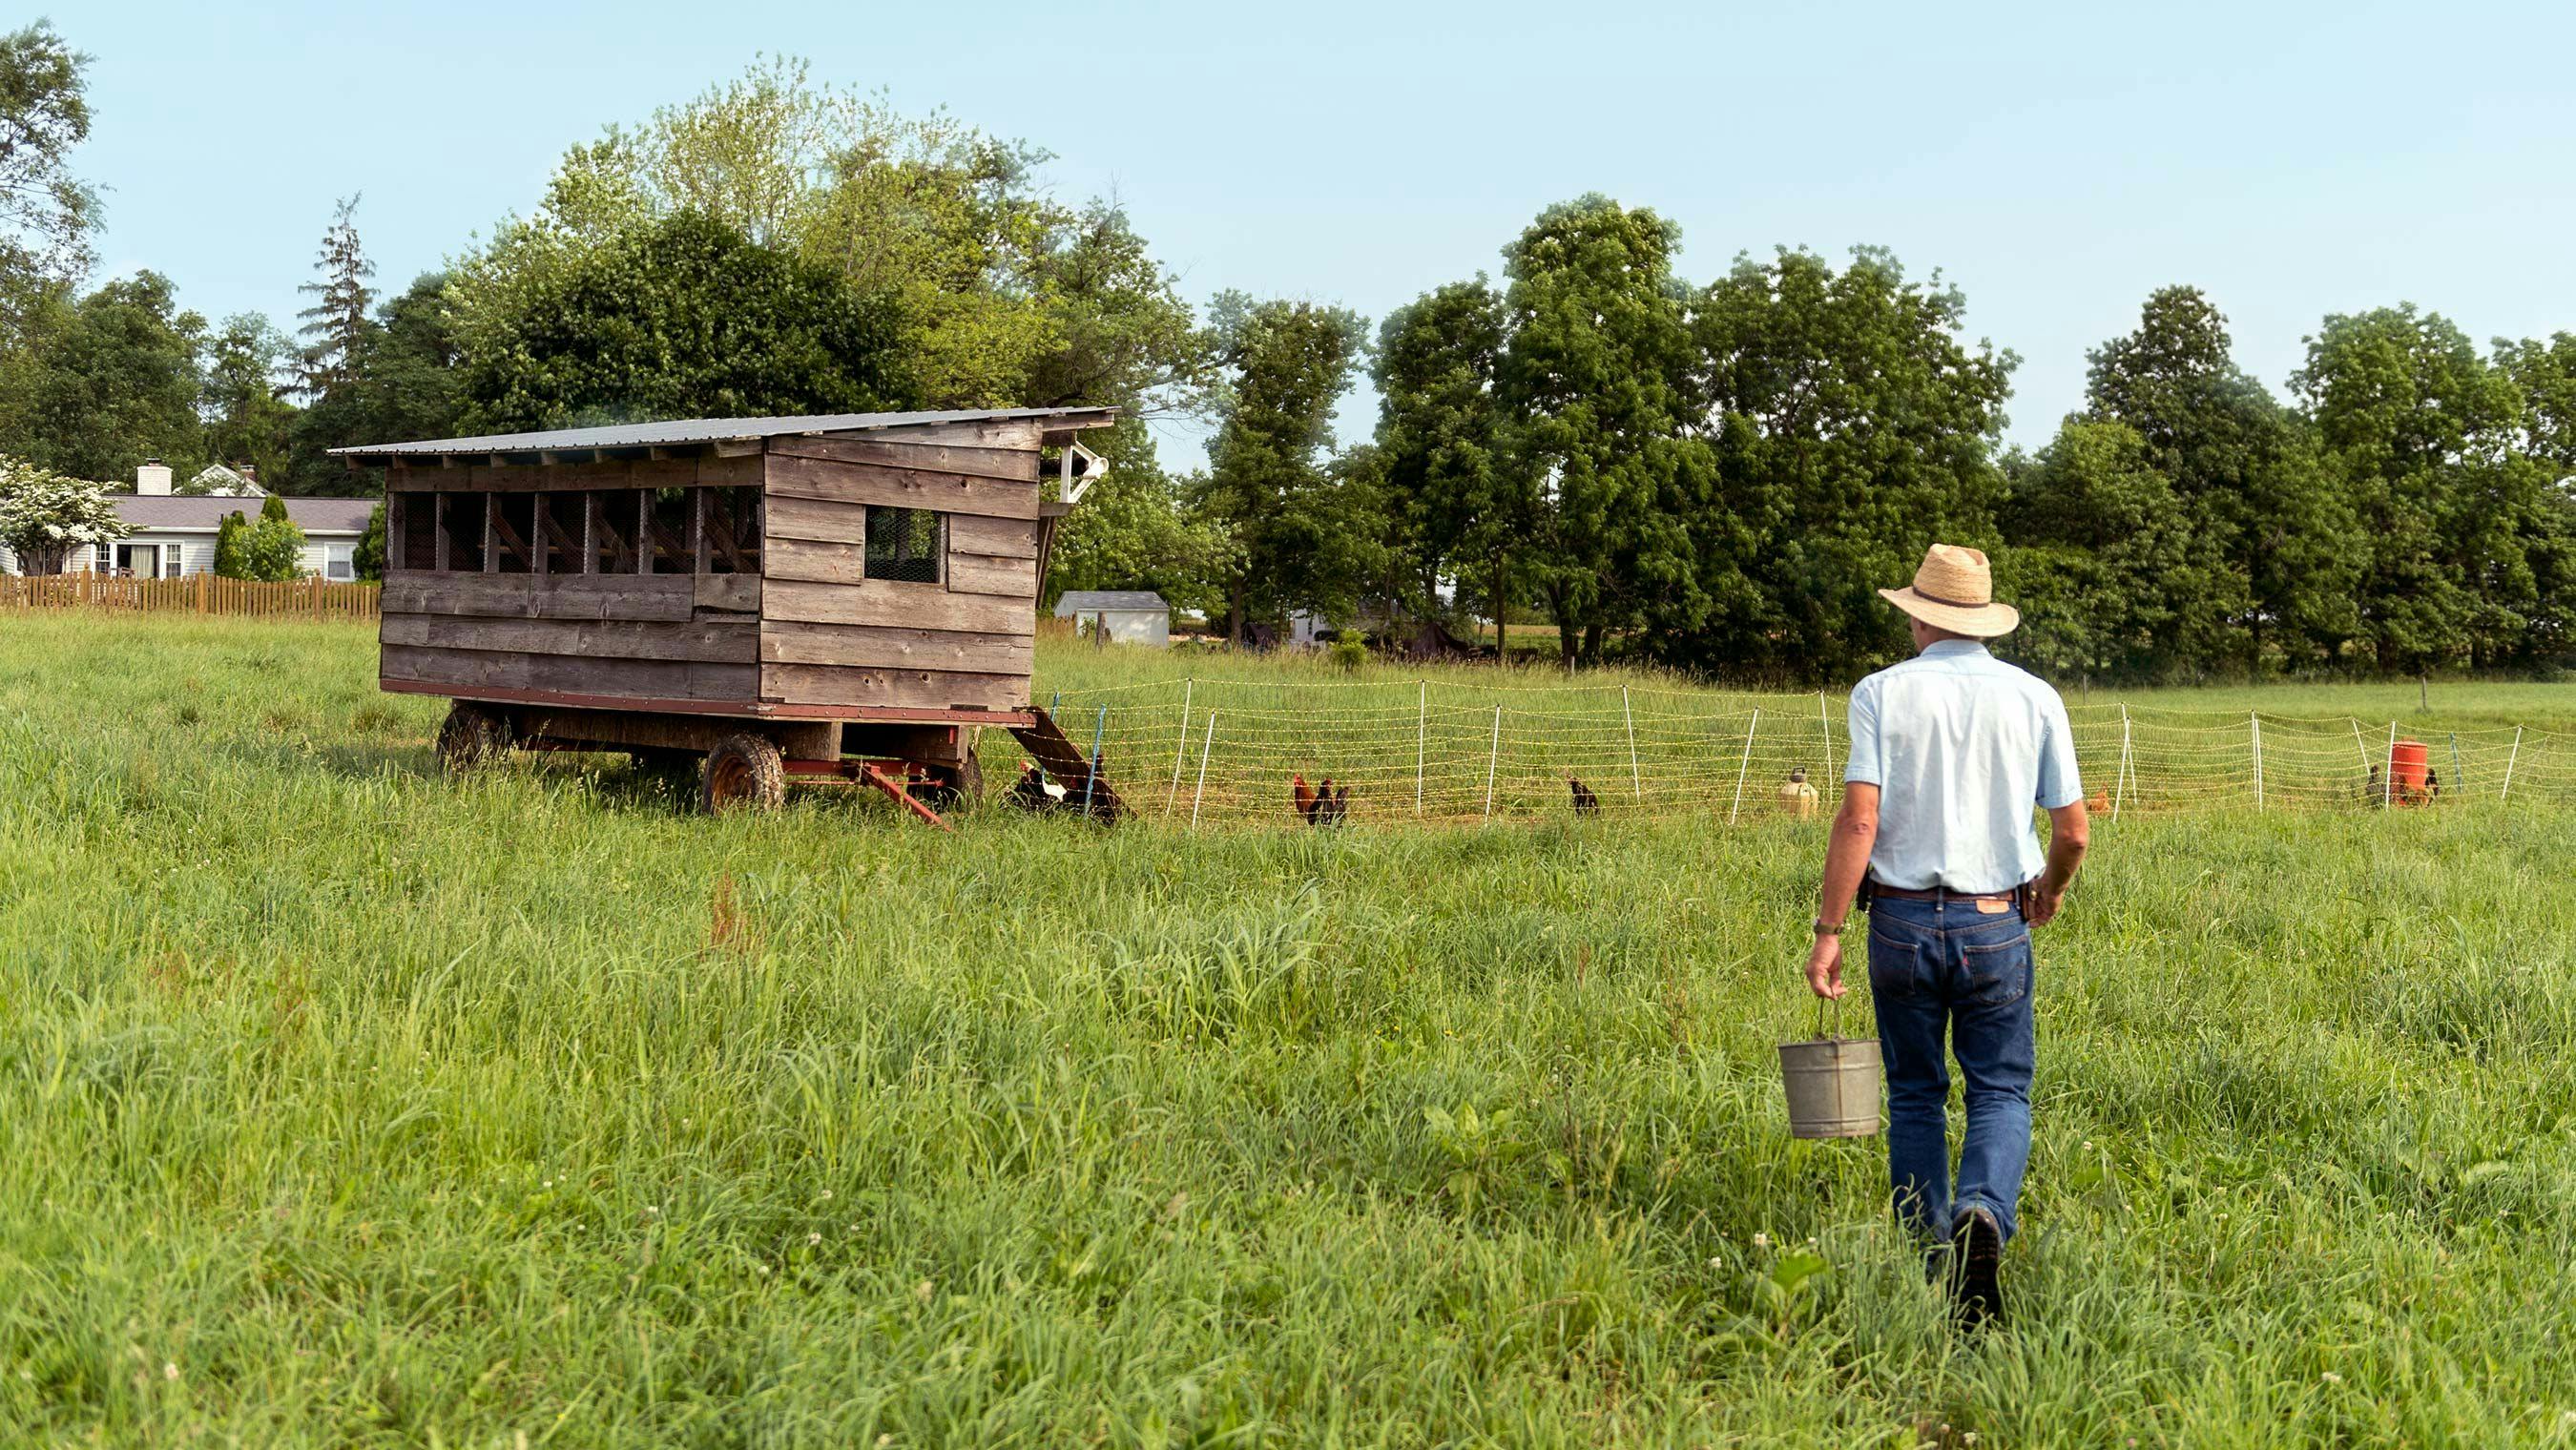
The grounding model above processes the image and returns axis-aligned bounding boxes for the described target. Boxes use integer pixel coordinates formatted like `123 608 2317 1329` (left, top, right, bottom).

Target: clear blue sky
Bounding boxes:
65 0 2576 466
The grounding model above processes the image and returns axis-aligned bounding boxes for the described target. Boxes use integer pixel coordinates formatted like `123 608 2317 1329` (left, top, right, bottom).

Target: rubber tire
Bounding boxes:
700 733 786 814
913 754 984 813
435 702 513 775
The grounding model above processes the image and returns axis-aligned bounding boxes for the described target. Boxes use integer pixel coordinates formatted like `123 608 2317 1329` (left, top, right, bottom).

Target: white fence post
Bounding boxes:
1415 679 1427 817
1483 704 1503 823
2112 706 2131 822
2502 727 2523 800
1818 692 1837 800
1728 709 1759 825
1623 685 1641 799
2251 712 2264 811
1189 712 1217 827
1163 677 1194 818
2385 720 2398 808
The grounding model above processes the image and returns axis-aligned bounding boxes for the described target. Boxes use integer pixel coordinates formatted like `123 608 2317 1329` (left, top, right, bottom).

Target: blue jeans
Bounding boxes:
1866 894 2036 1243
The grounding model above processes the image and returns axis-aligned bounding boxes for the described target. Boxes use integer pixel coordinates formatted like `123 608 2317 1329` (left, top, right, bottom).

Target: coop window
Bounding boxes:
399 493 437 570
590 490 640 573
649 487 696 574
440 492 486 571
702 487 761 575
535 493 582 574
491 492 536 574
864 507 944 584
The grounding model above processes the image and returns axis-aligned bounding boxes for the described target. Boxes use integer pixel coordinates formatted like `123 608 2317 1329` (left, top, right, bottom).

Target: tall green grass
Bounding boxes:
3 615 2574 1445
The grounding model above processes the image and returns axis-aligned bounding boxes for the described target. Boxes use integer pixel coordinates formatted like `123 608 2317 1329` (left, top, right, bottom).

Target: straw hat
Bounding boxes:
1879 543 2020 637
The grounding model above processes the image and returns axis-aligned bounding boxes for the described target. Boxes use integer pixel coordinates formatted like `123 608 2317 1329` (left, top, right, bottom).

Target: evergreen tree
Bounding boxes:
213 508 247 578
295 196 375 400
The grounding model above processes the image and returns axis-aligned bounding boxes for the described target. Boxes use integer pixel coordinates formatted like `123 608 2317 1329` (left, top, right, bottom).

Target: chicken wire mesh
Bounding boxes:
1000 679 2574 829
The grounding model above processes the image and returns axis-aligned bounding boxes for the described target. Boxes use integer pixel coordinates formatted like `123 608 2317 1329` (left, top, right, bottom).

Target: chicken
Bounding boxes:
1007 759 1069 813
1292 773 1319 822
1314 780 1350 826
1568 774 1601 817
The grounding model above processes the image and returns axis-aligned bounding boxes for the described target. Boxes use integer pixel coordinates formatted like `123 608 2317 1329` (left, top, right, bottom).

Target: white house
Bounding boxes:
1053 590 1172 647
0 461 375 579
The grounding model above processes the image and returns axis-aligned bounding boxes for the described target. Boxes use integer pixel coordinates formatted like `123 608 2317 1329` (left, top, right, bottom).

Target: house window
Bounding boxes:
441 492 486 570
864 507 944 584
324 545 354 582
164 548 183 579
702 487 761 575
400 493 437 570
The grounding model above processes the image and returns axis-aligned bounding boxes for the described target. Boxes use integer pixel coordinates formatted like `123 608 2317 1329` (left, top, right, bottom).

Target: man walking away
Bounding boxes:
1801 544 2089 1329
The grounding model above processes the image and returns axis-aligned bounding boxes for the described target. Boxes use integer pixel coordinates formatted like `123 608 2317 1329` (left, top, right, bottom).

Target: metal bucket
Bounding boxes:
1779 998 1882 1139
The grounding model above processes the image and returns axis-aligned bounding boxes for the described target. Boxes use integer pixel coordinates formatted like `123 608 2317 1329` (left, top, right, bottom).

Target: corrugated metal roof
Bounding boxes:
329 406 1116 460
1053 590 1169 614
115 496 377 533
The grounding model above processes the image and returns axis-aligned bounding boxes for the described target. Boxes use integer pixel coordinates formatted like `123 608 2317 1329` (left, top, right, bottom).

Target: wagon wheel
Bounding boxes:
435 702 513 775
912 753 984 813
700 734 786 814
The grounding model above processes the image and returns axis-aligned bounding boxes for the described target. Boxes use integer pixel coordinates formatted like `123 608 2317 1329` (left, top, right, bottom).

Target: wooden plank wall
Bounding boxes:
759 422 1047 712
380 453 764 705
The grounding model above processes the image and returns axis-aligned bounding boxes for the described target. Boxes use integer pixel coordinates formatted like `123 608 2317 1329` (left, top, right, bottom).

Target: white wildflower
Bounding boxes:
162 1362 178 1382
1752 1232 1771 1249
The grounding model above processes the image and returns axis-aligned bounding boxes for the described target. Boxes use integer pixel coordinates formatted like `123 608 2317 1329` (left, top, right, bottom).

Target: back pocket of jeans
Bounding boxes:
1867 927 1931 1001
1961 934 2032 1009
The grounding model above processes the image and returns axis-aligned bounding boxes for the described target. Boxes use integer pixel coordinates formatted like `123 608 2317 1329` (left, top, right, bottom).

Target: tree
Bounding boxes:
0 454 120 572
1193 293 1379 640
199 313 298 485
1997 420 2192 681
283 271 467 493
456 209 912 431
0 21 98 337
213 508 247 577
1694 246 2013 677
235 493 306 581
353 501 386 581
295 196 374 400
1498 197 1712 667
2293 305 2548 672
1371 278 1513 642
0 270 205 480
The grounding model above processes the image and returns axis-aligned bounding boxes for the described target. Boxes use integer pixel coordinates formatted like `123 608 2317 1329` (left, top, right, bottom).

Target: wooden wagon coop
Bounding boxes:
332 407 1126 826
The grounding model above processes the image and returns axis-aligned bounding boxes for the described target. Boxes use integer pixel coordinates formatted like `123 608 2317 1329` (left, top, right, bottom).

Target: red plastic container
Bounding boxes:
2389 739 2430 795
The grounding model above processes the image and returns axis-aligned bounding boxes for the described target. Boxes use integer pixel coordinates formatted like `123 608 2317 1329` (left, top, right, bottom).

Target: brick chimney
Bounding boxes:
136 458 173 496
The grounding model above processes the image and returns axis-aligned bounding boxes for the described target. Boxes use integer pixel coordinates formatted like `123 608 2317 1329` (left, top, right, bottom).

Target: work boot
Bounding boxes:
1948 1207 2005 1330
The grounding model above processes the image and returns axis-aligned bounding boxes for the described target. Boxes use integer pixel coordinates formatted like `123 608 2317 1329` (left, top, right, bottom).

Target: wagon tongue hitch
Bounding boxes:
1008 708 1126 818
856 762 956 832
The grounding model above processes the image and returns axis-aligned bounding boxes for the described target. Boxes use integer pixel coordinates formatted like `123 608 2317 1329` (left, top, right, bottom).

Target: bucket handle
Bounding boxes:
1814 993 1843 1042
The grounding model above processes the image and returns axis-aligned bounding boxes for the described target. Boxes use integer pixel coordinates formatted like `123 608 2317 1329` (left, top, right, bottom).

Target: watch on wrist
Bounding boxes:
1812 918 1845 937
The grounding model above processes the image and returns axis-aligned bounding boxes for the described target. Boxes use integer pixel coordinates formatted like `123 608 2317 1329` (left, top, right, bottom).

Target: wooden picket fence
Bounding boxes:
0 571 381 620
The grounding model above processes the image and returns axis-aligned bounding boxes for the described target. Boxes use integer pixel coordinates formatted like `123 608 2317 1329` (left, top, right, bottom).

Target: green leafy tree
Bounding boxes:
283 272 467 493
457 209 912 431
236 493 306 580
1499 197 1712 667
213 508 247 578
1997 420 2193 681
1694 246 2013 677
1193 293 1381 640
199 313 298 485
0 270 205 480
1371 277 1515 642
0 21 98 338
0 453 119 572
353 501 386 582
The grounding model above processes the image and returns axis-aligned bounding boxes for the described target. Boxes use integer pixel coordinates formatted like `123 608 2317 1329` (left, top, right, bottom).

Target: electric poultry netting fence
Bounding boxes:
1023 677 2576 828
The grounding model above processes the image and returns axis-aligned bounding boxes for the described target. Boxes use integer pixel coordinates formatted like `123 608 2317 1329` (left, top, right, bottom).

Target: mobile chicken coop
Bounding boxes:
332 407 1123 825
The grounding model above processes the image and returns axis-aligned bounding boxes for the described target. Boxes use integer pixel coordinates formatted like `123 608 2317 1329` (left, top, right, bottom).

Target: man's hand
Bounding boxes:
2026 880 2067 926
1804 933 1847 1000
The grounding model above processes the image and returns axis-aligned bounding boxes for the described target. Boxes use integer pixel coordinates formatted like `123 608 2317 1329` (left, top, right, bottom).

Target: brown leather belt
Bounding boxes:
1871 884 2012 903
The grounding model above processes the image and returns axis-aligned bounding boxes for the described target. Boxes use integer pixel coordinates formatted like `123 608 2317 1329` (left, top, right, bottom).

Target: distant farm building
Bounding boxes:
1054 590 1171 647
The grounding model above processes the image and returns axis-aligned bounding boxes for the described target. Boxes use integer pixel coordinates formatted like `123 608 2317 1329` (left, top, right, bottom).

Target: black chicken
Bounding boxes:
1568 774 1601 817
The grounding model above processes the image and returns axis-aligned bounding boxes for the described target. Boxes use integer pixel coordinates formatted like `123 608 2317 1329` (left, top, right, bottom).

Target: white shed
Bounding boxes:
1053 590 1172 648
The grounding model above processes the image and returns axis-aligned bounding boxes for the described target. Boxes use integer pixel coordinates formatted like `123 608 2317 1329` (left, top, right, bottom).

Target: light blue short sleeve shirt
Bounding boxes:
1841 640 2083 893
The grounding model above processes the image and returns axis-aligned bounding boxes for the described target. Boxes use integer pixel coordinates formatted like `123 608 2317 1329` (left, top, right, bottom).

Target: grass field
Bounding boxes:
6 615 2576 1446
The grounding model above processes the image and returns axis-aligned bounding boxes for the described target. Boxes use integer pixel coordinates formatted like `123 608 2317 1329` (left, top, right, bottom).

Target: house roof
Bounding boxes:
115 497 376 533
1054 590 1169 615
329 406 1119 461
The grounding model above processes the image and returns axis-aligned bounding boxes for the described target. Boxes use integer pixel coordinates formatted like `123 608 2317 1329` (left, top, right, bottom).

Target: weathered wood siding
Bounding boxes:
758 425 1047 712
380 571 762 703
